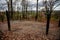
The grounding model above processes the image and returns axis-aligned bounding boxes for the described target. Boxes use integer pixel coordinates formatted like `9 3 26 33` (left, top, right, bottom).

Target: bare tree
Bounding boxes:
35 0 38 21
43 0 60 35
25 0 28 19
6 0 13 19
21 0 25 19
5 0 13 31
55 3 60 27
11 0 13 19
21 0 28 19
9 0 13 19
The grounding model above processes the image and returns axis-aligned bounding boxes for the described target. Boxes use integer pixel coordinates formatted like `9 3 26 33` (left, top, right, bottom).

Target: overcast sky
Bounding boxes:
0 0 60 11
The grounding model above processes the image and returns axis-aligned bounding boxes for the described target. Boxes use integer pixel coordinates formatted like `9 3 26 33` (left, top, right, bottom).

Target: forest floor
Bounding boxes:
0 20 60 40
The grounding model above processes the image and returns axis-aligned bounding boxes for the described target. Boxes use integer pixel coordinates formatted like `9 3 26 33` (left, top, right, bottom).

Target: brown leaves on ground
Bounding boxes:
0 21 60 40
0 31 50 40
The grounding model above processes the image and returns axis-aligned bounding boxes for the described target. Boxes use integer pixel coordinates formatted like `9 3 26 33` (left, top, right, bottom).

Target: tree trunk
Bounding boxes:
46 11 51 35
6 11 11 31
58 19 60 27
1 16 4 22
31 7 32 14
22 7 25 20
46 15 50 35
26 5 28 19
0 13 4 22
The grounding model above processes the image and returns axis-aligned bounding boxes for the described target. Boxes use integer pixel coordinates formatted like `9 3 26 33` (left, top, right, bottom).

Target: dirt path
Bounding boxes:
0 21 60 40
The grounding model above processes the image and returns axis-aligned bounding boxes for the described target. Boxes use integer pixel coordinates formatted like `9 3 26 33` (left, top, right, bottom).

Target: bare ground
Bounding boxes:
0 20 60 40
